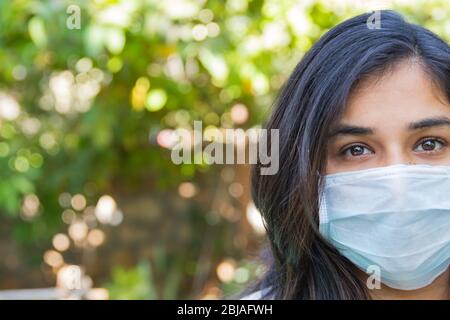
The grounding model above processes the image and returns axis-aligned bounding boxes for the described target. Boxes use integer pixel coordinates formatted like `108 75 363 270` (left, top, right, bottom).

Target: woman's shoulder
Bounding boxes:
240 287 273 300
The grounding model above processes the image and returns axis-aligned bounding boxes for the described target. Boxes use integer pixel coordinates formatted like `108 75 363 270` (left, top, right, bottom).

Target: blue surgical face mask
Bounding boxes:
318 164 450 290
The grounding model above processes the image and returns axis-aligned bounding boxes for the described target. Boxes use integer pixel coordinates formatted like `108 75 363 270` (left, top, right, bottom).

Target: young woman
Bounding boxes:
242 10 450 299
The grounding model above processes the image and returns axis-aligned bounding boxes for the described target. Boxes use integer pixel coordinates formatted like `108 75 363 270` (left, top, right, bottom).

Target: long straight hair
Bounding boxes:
248 10 450 299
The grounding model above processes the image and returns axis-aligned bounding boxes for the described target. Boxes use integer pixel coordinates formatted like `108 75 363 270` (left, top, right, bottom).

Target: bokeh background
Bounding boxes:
0 0 448 299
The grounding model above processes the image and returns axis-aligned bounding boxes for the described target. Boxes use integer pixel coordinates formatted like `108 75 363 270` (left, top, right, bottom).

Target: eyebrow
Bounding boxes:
329 116 450 138
328 125 374 138
408 116 450 130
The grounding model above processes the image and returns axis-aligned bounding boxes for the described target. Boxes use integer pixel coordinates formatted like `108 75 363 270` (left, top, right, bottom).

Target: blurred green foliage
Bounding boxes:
106 261 157 299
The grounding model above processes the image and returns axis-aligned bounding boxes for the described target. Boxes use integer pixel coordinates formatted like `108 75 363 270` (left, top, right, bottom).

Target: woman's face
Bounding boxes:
326 60 450 174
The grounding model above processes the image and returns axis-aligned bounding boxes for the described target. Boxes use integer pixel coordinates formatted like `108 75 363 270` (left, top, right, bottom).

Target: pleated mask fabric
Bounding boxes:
319 164 450 290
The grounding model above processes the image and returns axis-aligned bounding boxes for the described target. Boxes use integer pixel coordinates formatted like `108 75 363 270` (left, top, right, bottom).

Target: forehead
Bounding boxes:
341 60 450 126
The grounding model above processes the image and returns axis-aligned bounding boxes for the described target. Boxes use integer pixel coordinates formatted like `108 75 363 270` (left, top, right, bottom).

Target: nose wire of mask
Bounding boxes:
318 164 450 290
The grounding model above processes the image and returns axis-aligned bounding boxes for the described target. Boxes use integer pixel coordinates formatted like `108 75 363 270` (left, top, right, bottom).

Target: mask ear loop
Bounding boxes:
315 170 328 230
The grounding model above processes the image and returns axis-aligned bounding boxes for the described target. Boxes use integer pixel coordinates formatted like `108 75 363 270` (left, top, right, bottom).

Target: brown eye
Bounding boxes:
342 145 373 157
349 145 364 156
415 138 446 152
422 140 436 151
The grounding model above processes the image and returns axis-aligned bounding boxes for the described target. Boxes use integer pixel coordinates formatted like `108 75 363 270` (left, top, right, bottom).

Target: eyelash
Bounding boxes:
414 137 447 153
339 137 448 158
339 143 372 158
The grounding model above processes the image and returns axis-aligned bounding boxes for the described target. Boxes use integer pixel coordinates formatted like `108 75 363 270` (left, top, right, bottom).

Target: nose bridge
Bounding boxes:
381 142 412 205
382 143 414 166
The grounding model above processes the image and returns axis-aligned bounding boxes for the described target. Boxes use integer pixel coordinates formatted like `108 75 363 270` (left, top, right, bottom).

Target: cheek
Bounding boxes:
325 142 349 173
325 146 350 174
412 150 450 165
325 151 379 174
325 155 346 174
324 148 338 174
